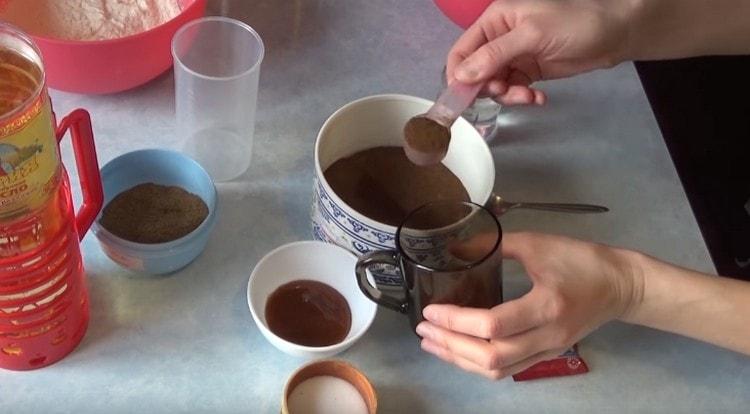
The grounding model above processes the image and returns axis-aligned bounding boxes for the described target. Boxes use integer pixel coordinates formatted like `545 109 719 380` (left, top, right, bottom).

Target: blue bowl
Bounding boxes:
92 149 217 275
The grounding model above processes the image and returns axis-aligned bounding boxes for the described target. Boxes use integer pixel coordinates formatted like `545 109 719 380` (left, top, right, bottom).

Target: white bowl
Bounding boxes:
247 241 377 358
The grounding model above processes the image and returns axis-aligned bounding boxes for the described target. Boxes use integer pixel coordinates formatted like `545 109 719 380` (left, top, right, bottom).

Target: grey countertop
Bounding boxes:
3 0 749 413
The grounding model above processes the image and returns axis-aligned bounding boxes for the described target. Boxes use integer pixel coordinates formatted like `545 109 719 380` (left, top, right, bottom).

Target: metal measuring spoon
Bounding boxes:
403 81 483 166
488 194 609 216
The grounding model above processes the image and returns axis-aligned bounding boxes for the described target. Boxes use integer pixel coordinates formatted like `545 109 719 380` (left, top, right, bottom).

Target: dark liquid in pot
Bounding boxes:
265 280 351 347
323 146 470 226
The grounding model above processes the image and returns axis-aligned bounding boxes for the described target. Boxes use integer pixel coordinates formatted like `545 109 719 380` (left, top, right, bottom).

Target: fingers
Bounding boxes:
421 337 564 380
495 86 547 106
417 322 497 367
448 231 535 262
533 89 547 105
485 79 509 97
454 27 540 84
422 291 546 339
446 15 508 82
447 232 500 262
500 232 535 260
418 321 557 371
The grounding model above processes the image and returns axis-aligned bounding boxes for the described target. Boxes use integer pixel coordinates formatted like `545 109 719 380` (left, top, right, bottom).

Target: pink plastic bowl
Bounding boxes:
433 0 492 29
15 0 206 94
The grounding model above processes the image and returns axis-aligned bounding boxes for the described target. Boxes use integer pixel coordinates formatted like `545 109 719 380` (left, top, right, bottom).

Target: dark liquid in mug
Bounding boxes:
406 256 503 330
265 280 351 347
323 146 470 226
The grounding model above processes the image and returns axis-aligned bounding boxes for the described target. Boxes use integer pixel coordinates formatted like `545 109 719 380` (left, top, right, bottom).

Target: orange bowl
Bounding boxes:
0 0 206 94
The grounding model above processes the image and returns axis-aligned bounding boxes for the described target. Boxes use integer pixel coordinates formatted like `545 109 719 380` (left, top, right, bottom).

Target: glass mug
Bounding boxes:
356 201 503 330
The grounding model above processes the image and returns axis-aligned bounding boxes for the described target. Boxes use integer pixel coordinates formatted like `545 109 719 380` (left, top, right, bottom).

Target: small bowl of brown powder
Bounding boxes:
92 149 217 274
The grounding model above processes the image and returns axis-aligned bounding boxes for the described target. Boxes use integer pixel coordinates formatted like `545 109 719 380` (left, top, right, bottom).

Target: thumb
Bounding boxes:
455 26 539 83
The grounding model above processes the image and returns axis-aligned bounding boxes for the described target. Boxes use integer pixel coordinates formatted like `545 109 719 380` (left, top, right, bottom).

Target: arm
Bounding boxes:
448 0 750 105
623 253 750 355
417 232 750 380
625 0 750 61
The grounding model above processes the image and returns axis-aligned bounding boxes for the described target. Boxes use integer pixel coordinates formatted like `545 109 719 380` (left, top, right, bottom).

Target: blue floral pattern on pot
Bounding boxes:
311 178 401 285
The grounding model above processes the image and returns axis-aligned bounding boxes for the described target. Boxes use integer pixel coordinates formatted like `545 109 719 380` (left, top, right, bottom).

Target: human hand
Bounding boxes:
416 232 644 379
446 0 632 105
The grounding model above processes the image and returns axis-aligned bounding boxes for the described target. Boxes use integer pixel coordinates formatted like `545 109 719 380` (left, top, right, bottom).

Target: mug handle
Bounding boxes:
355 250 409 314
55 109 103 240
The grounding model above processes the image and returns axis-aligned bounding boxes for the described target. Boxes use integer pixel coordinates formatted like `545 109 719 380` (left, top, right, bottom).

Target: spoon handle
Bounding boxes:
512 202 609 214
426 81 483 126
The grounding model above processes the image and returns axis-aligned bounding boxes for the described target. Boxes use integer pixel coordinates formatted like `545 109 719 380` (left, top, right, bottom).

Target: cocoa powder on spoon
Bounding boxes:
403 116 451 164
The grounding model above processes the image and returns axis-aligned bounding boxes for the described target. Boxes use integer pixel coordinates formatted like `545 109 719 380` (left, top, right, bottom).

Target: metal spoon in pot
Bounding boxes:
488 194 609 216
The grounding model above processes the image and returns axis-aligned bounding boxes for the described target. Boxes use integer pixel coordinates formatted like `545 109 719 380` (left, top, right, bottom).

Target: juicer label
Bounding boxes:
0 95 61 218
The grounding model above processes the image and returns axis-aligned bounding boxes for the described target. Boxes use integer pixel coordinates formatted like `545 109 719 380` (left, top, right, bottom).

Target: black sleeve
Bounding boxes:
636 56 750 281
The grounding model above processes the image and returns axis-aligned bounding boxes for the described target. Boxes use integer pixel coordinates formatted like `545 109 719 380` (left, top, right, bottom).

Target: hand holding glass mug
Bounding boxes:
431 0 750 381
355 201 504 331
416 232 642 380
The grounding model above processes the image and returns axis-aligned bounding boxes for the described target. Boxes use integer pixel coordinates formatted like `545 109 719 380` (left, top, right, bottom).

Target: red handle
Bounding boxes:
55 109 103 240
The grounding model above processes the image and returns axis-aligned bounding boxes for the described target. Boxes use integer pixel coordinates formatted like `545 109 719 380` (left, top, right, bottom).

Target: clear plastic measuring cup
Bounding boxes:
172 17 264 182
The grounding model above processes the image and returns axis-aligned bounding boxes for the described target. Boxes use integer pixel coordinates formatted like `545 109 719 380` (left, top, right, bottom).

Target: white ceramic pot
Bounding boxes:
311 94 495 284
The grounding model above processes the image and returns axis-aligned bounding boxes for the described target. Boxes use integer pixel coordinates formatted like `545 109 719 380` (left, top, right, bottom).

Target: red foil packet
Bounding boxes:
512 345 589 381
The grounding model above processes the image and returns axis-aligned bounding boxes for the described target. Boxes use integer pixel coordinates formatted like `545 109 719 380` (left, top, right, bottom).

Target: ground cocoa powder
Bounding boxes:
100 183 208 244
403 116 451 154
323 146 469 227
